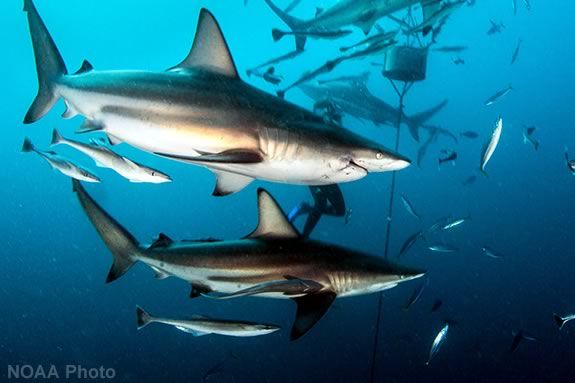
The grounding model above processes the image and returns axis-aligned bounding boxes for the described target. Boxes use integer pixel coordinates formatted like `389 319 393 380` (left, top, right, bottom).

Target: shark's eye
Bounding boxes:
376 152 383 160
151 172 156 176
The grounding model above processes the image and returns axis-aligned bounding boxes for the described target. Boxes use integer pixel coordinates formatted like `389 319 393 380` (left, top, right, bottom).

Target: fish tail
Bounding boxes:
73 179 141 283
50 128 64 146
264 0 306 50
553 313 566 330
271 28 285 42
136 306 153 330
21 137 35 153
23 0 68 124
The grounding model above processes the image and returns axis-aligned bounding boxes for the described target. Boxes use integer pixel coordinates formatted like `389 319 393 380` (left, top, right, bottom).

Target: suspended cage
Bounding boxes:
383 45 428 82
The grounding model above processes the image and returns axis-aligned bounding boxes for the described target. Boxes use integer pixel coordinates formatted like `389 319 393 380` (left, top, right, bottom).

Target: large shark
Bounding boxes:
264 0 436 50
298 75 449 142
73 180 424 340
23 0 410 196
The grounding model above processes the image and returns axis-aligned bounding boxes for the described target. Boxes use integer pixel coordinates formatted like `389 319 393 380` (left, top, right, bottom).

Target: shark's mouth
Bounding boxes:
349 159 368 173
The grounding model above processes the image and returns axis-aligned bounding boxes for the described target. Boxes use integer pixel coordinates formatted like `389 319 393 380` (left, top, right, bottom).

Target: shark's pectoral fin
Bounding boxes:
175 326 209 336
212 170 254 196
171 9 238 78
291 291 336 341
76 119 104 134
148 233 173 250
246 189 300 240
149 266 170 280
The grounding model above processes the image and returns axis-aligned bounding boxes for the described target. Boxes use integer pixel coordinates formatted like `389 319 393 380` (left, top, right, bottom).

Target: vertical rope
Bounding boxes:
369 81 409 383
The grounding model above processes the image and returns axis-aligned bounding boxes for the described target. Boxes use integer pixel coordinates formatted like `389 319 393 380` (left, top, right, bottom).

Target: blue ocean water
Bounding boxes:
2 0 575 381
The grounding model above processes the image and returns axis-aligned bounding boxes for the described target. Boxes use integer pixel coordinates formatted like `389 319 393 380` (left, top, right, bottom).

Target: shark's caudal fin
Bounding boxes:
72 180 140 283
50 129 64 146
553 314 566 330
21 138 35 153
173 9 238 78
264 0 306 51
136 306 154 330
23 0 68 124
405 99 449 142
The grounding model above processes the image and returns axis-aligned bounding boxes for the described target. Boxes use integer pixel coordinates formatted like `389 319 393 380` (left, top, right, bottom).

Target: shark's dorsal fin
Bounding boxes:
174 9 238 78
149 233 173 249
247 188 299 240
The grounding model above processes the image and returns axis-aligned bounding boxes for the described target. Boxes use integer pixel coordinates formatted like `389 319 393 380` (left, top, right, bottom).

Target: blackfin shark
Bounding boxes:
23 0 410 196
265 0 438 50
73 181 424 340
298 77 448 141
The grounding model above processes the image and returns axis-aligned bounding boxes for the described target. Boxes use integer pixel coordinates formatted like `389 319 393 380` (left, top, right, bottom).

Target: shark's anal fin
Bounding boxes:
190 283 212 299
76 119 104 134
212 170 254 196
246 189 299 239
290 292 336 340
173 9 238 78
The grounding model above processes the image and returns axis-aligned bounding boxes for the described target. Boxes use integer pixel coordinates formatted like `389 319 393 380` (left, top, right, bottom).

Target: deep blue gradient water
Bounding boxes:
2 0 575 382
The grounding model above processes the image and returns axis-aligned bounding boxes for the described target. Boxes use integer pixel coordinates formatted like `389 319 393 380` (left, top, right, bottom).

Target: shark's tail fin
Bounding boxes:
271 28 286 42
23 0 68 124
406 99 449 142
264 0 306 51
51 129 64 146
21 138 35 153
72 179 140 283
553 313 566 330
136 306 154 330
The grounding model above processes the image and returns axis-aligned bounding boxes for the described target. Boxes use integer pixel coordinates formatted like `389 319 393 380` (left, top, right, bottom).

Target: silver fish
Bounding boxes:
442 216 470 230
136 306 279 337
401 195 421 220
484 85 513 106
426 323 449 365
480 117 503 175
21 138 100 183
428 244 459 253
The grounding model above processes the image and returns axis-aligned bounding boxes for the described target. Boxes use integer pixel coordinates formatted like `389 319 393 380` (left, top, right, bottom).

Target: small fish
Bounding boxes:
480 117 503 175
487 20 505 35
278 57 344 98
433 45 468 53
427 216 452 233
431 299 443 312
426 323 449 365
522 126 539 151
452 57 465 65
484 85 513 106
202 352 239 382
565 147 575 174
21 138 100 182
428 244 459 253
202 277 323 300
442 216 469 230
272 28 352 42
462 175 477 186
438 150 457 165
136 306 280 337
399 231 424 258
511 39 522 64
403 277 428 310
553 313 575 330
401 195 421 220
246 50 303 77
482 246 503 259
51 129 171 183
339 30 397 52
509 330 537 353
460 131 478 139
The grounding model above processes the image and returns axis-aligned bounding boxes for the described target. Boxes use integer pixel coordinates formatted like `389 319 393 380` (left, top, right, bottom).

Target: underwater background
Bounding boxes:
2 0 575 382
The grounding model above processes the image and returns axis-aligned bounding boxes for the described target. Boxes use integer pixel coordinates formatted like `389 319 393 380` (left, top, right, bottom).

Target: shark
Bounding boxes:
73 180 424 340
23 0 410 196
264 0 436 50
298 75 448 142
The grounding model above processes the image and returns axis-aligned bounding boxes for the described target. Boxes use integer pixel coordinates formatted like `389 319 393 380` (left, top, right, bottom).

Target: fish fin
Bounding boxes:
21 138 35 152
136 306 153 330
149 266 170 280
290 292 336 341
74 59 93 75
212 170 254 197
61 100 79 119
354 10 377 34
172 9 238 78
264 0 306 51
50 129 64 146
148 233 173 250
190 283 212 299
175 326 209 337
271 28 285 42
174 149 263 164
23 0 68 124
553 313 566 330
76 119 104 134
72 180 140 283
106 134 122 146
246 188 300 240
